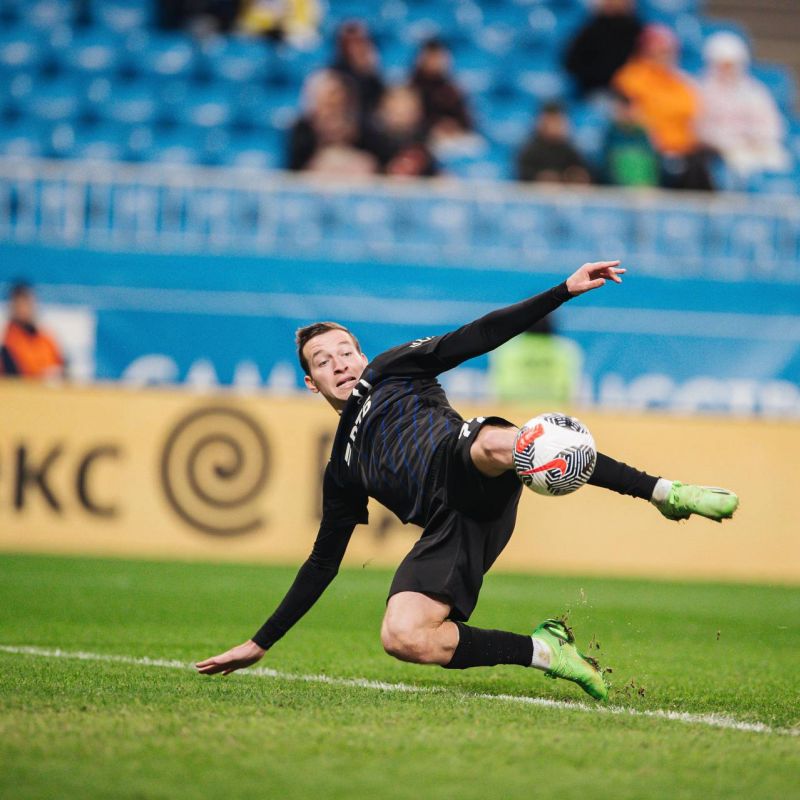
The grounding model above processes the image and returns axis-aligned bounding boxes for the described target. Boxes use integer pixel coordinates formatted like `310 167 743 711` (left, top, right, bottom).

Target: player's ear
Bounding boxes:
304 374 319 394
359 352 368 367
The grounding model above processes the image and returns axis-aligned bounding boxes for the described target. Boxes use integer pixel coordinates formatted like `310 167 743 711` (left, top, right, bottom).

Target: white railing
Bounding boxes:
1 157 799 282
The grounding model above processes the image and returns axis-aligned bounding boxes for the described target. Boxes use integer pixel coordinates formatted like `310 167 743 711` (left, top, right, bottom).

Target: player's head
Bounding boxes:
296 322 368 411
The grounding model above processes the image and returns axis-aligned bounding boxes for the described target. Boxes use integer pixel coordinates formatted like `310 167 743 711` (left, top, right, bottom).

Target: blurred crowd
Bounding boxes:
280 0 789 190
287 28 478 178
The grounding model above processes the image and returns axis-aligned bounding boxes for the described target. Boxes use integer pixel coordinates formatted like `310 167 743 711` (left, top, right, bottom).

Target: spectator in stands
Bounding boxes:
287 69 376 174
0 282 64 380
601 92 660 186
237 0 321 46
697 32 790 180
516 102 592 185
613 24 713 190
331 21 385 119
364 86 438 177
564 0 643 97
158 0 240 33
410 38 474 142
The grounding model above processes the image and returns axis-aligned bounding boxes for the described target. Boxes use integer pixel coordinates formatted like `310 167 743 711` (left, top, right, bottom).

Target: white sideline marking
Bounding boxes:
2 645 796 738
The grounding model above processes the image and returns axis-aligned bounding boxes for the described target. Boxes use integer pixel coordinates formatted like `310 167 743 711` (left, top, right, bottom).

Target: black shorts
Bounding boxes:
388 416 522 621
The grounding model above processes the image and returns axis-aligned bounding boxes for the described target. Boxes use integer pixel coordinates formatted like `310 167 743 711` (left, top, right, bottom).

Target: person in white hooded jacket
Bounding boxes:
698 32 790 180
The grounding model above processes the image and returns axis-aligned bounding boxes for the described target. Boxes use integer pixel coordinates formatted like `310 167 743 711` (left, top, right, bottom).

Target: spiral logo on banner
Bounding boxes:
160 406 269 536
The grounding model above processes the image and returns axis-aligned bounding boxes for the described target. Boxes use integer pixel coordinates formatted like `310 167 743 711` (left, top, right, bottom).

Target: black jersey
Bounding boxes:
252 281 573 649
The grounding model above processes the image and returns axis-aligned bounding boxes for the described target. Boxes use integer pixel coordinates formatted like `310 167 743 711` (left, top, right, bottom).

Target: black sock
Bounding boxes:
443 622 533 669
589 452 658 501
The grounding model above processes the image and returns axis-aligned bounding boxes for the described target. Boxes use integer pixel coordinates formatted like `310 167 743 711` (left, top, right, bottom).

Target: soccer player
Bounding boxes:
196 262 738 700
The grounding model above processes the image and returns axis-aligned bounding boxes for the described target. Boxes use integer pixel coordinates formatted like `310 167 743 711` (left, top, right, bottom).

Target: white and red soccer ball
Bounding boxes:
513 413 597 496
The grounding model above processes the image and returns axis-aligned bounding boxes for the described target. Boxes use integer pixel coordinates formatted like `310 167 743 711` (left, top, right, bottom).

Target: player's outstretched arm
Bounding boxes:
195 518 357 677
369 260 627 378
196 640 265 675
565 261 625 295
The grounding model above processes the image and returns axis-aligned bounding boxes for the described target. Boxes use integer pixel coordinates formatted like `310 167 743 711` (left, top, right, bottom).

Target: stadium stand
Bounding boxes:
0 0 796 192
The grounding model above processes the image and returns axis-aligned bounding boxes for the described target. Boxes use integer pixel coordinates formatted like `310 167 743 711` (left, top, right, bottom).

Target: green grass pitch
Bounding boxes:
1 553 798 800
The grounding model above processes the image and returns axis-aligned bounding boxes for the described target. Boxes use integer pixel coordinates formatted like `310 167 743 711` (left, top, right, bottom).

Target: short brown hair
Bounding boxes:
296 322 361 375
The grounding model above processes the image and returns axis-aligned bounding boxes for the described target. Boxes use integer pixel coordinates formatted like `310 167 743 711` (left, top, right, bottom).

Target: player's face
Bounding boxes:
303 330 368 411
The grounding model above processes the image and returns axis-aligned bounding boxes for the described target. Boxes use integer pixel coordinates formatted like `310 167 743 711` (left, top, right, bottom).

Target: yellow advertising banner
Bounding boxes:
1 380 797 582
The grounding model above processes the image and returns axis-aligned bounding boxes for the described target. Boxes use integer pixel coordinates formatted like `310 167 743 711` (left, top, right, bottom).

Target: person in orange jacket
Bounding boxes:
0 282 65 379
613 24 713 190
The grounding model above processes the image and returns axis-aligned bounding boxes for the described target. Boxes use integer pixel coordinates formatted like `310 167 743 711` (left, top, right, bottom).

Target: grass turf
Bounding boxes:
0 553 798 800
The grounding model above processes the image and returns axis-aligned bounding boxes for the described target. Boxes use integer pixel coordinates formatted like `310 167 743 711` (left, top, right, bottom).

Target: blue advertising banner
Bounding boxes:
1 241 799 416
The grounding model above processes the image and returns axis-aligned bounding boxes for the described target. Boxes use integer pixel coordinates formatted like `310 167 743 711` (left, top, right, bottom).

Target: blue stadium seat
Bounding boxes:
673 12 704 54
234 83 300 130
43 120 79 158
134 34 198 79
751 64 797 116
0 27 45 72
59 30 121 76
397 12 457 47
141 126 204 165
19 0 74 30
93 0 152 34
200 36 272 84
217 129 282 170
381 40 420 84
125 124 156 161
102 82 159 125
72 121 129 161
481 96 535 149
270 45 326 86
450 44 497 94
440 141 510 181
0 72 35 117
514 69 570 103
171 86 234 129
511 5 559 51
569 102 611 164
468 19 509 54
0 118 46 158
79 76 115 122
26 76 83 123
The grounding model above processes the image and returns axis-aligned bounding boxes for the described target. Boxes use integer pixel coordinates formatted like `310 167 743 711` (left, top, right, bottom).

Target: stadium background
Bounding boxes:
0 0 798 582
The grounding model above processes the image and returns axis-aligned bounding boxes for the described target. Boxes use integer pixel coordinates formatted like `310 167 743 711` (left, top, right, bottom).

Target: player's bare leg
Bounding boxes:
381 590 608 699
381 592 458 665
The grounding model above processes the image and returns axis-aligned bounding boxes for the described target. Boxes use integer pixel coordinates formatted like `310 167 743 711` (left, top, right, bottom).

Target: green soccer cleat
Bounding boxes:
533 619 608 701
657 482 739 523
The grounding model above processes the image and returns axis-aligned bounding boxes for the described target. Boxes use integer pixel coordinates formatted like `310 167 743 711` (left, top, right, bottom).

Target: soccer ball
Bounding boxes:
513 412 597 496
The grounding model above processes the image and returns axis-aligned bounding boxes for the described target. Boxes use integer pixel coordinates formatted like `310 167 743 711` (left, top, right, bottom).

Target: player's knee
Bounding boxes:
380 619 434 663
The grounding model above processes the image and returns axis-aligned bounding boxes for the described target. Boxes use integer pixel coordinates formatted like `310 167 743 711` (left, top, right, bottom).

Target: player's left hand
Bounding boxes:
195 639 266 676
566 261 625 296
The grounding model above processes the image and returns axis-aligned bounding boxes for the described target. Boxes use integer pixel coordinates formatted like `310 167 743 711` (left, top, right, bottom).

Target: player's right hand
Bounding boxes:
565 260 625 295
195 639 266 676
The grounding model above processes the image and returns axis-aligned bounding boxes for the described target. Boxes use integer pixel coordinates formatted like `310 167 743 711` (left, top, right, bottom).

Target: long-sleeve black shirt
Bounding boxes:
252 282 573 649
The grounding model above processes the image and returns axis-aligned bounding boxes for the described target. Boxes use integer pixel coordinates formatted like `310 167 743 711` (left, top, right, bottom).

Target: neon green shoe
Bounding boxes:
658 482 739 523
533 619 608 701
